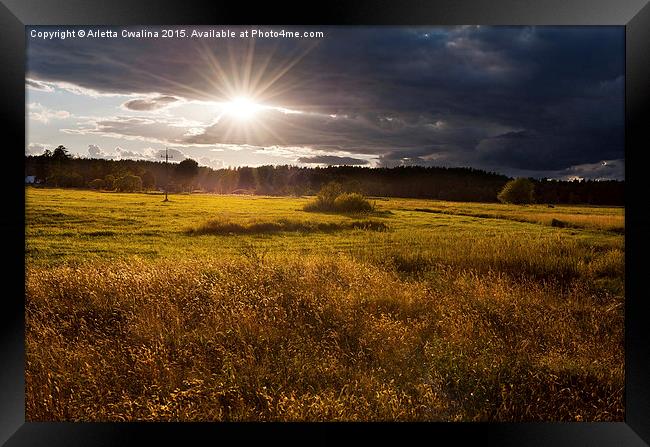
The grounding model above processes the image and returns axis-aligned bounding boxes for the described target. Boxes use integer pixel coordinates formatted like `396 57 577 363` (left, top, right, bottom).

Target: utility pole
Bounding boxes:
161 148 173 202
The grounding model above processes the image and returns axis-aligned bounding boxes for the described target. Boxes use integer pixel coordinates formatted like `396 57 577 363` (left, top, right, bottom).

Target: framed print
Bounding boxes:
1 0 649 445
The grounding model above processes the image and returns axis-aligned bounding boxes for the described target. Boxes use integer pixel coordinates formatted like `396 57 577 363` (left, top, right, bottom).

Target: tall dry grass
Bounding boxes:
26 251 623 421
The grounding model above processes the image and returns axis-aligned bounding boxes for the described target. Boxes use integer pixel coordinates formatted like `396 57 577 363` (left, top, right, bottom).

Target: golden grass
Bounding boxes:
26 253 623 421
25 188 625 421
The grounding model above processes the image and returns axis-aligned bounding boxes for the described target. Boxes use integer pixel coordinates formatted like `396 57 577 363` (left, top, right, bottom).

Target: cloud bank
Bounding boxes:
26 26 624 178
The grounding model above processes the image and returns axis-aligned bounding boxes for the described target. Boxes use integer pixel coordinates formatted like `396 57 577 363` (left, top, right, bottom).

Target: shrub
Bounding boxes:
114 174 143 192
497 178 535 204
302 198 328 212
304 182 373 213
317 181 344 205
333 193 373 213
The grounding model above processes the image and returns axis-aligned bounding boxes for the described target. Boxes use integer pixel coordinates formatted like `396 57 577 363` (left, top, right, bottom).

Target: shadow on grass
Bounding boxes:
302 209 394 218
83 230 117 237
186 217 389 235
414 208 624 234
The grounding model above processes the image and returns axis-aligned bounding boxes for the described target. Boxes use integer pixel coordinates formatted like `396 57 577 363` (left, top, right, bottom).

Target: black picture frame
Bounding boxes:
2 0 649 445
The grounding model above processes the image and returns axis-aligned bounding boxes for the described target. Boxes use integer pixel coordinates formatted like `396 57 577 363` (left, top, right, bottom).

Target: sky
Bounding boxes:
26 26 624 180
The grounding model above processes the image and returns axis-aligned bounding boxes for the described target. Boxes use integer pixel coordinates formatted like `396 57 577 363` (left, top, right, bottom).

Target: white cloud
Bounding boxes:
114 147 144 159
150 147 187 161
26 77 145 99
79 145 188 162
26 142 51 155
28 103 71 124
87 144 104 157
99 146 188 162
199 156 224 169
60 115 209 147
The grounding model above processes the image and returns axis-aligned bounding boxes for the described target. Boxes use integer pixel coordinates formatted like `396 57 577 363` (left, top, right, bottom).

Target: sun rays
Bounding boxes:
220 96 262 121
186 36 321 146
70 31 326 150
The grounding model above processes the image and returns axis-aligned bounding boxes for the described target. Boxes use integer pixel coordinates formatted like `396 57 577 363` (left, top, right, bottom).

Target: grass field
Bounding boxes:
25 187 625 421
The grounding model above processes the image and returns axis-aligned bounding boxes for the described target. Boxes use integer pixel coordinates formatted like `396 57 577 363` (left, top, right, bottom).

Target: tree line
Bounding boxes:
25 147 624 205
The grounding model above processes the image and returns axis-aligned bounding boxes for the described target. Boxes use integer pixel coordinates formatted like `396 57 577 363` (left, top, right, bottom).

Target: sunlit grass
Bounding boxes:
24 187 625 421
25 188 623 266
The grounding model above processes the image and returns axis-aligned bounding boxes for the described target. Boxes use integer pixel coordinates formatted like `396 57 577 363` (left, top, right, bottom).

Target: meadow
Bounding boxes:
25 187 625 421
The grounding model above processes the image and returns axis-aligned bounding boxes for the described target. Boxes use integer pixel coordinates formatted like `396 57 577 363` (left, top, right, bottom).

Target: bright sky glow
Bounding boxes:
25 26 624 179
220 97 262 121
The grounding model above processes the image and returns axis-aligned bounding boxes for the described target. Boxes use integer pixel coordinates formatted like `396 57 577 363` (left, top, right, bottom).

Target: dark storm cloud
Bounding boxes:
298 155 369 165
122 95 180 111
182 108 491 156
27 26 624 178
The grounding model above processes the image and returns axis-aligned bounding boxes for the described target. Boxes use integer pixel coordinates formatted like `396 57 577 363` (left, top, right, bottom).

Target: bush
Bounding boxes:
497 178 535 204
333 193 373 213
114 174 143 192
303 198 327 212
304 182 374 213
318 181 344 205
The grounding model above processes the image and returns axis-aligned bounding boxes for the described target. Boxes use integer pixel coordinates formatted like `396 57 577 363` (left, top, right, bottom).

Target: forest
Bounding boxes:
25 147 624 205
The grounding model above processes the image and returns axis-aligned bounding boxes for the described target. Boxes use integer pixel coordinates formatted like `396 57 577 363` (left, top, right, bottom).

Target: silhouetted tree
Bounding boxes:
220 169 239 193
141 171 156 190
114 174 142 192
104 174 116 190
498 178 535 204
174 158 199 192
52 145 71 162
23 155 624 205
237 166 256 191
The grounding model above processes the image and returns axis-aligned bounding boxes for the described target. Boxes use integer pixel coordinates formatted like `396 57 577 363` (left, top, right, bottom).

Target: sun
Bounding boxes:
221 96 261 121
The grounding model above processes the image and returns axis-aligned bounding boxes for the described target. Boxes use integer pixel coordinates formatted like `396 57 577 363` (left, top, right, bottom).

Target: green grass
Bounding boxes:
25 187 625 421
26 188 623 266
